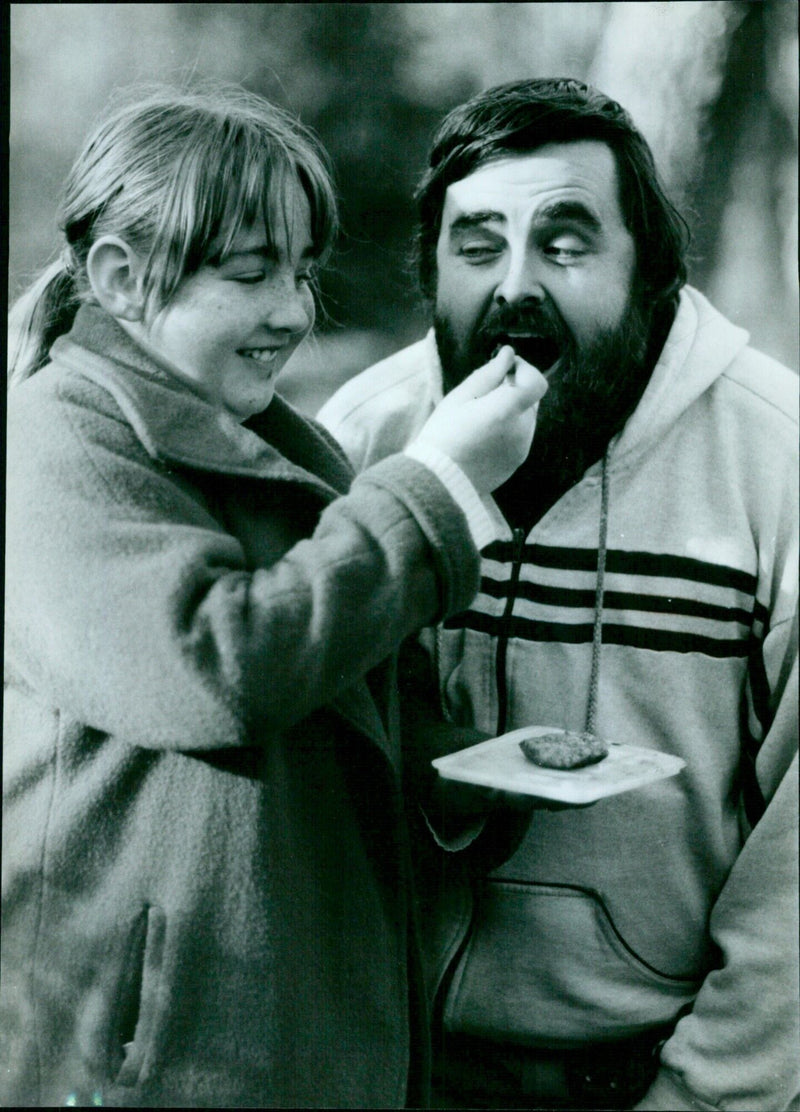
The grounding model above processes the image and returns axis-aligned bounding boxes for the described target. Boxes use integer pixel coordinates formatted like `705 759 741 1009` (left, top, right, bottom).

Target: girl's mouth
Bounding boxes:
238 348 279 364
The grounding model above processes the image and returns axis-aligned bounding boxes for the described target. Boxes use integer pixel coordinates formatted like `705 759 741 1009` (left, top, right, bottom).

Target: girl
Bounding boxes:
3 87 545 1108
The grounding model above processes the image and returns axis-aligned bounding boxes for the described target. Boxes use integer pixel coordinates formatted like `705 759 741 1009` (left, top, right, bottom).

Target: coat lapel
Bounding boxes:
51 307 396 763
51 306 353 499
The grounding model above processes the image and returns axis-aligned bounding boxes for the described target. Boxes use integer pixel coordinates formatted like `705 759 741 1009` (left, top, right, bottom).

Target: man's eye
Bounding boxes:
459 243 502 262
544 237 587 263
297 267 317 284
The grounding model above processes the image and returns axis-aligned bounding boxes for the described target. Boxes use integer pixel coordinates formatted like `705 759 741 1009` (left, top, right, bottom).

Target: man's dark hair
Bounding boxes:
414 77 690 307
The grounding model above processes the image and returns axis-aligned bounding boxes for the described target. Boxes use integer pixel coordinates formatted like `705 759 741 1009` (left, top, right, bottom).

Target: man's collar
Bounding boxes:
423 327 445 404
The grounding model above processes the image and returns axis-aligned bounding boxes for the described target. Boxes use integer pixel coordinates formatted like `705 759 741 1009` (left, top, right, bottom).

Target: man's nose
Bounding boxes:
494 249 545 307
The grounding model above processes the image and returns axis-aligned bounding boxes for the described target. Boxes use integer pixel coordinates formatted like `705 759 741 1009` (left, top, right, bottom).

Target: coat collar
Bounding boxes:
51 305 354 497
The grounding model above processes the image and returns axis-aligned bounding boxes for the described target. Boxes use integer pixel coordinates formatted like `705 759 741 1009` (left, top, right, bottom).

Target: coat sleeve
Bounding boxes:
5 385 480 750
635 610 800 1112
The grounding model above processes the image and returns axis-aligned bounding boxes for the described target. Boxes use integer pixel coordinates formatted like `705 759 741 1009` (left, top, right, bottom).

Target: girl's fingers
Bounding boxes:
505 356 549 407
450 348 548 410
449 345 516 400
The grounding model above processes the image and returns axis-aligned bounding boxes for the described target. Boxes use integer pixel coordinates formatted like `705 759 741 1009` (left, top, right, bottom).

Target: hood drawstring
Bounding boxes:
585 449 610 738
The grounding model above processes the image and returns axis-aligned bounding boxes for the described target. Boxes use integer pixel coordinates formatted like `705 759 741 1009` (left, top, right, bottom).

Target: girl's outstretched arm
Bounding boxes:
5 367 483 749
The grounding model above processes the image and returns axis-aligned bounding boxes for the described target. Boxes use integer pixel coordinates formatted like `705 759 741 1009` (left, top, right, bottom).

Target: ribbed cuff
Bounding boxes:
404 441 497 551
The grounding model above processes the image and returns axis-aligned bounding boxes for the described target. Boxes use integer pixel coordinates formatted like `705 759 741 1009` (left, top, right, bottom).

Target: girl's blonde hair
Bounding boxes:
8 84 338 387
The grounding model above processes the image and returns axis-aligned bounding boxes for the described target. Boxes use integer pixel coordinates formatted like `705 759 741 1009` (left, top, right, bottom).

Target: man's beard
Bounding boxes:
434 287 655 496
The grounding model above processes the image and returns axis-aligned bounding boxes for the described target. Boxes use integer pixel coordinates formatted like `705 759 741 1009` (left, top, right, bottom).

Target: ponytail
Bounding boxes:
8 256 82 389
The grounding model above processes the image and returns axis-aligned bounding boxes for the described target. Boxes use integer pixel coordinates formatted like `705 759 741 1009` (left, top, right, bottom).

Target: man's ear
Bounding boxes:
86 236 146 321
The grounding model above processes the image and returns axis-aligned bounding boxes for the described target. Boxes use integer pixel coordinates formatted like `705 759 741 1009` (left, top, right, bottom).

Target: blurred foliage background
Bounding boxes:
9 1 798 413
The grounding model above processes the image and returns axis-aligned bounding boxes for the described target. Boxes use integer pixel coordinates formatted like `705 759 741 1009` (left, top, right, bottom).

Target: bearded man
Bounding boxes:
318 78 798 1111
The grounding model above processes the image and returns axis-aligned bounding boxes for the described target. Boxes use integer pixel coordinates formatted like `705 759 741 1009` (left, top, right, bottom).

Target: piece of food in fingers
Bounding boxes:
520 730 609 769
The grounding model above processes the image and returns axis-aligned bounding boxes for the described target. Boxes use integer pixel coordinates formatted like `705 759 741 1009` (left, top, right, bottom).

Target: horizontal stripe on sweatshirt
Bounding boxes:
443 545 763 657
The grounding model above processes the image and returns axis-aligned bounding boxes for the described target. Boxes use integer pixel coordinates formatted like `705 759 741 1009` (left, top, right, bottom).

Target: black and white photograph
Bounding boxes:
5 3 799 1109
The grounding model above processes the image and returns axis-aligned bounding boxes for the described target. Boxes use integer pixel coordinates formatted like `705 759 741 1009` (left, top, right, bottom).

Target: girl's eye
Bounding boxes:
232 272 267 285
231 267 316 286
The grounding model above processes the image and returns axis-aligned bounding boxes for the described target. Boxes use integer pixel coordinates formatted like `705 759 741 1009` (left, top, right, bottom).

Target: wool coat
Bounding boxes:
1 305 481 1108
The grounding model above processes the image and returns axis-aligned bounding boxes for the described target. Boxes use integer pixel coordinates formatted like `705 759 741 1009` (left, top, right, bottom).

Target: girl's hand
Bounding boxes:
412 345 548 495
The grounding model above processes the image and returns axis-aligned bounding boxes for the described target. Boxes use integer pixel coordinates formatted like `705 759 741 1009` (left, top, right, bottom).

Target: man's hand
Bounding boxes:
445 781 592 815
411 345 547 495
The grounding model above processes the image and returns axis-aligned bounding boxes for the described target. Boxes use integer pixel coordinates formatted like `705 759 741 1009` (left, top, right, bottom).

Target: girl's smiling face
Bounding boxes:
132 180 316 419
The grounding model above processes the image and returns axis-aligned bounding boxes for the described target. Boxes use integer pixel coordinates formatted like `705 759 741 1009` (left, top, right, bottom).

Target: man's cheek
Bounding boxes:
444 308 479 353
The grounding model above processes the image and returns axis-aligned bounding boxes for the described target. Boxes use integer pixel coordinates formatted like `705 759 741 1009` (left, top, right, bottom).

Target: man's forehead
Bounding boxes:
441 141 622 223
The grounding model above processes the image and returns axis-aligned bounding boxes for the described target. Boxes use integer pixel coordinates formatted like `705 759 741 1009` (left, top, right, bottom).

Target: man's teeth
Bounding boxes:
240 348 278 364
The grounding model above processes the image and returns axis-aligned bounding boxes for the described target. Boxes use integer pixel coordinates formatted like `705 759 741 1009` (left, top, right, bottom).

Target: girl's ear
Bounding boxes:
86 236 147 321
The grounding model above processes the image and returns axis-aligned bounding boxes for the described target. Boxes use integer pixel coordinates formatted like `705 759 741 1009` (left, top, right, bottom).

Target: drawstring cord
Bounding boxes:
436 448 611 739
584 450 610 738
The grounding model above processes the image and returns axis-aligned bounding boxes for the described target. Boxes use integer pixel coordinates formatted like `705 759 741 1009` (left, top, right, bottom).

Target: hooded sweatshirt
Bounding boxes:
318 287 799 1112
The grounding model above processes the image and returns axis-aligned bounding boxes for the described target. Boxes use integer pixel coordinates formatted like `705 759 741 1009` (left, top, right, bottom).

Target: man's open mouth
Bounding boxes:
495 332 561 372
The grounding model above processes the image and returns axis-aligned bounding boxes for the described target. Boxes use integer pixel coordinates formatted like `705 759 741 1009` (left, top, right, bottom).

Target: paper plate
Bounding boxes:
432 726 686 805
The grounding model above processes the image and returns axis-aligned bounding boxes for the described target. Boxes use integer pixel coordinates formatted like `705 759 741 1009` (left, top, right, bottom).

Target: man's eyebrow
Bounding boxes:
534 200 602 233
448 211 507 235
447 202 603 238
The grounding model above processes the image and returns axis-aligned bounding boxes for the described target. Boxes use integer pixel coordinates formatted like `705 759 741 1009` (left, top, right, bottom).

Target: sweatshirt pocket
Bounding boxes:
111 904 167 1087
444 881 700 1046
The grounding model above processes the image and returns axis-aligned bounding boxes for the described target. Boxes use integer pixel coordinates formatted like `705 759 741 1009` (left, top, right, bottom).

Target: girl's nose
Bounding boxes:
263 272 314 335
494 249 546 308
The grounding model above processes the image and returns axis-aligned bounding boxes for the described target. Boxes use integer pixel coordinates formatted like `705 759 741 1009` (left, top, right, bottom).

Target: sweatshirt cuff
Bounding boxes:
404 442 498 551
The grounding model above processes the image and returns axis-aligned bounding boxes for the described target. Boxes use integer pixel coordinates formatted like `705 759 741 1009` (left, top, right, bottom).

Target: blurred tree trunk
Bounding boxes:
589 0 797 366
698 1 798 364
589 0 746 197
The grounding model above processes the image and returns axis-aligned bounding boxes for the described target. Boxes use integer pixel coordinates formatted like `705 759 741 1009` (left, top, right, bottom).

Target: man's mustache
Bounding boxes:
476 301 567 339
474 304 571 371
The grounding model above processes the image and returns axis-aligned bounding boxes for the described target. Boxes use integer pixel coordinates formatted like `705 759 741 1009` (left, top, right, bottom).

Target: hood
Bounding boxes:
609 287 750 465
